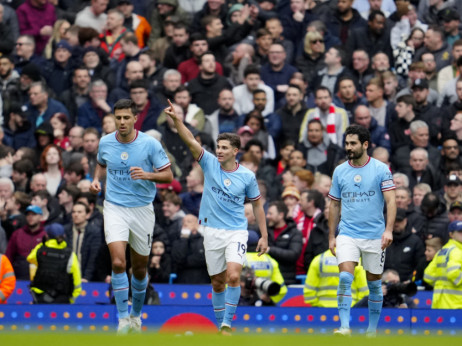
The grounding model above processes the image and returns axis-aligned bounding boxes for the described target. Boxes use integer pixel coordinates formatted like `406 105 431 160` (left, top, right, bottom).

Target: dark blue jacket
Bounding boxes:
42 59 74 97
260 63 298 106
324 8 367 44
25 98 69 130
2 120 36 149
368 117 391 153
77 100 113 133
139 98 162 132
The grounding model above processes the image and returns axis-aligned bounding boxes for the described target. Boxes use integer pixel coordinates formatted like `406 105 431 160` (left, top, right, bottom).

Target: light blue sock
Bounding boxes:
212 289 226 327
337 271 354 329
112 271 129 319
130 274 148 317
222 286 240 328
367 280 383 333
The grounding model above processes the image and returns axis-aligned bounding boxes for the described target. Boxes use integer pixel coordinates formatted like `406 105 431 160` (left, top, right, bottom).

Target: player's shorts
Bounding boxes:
336 234 385 275
199 225 248 276
103 200 155 256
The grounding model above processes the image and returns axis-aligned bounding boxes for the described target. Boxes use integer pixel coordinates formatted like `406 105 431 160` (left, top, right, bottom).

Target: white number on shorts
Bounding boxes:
237 242 246 255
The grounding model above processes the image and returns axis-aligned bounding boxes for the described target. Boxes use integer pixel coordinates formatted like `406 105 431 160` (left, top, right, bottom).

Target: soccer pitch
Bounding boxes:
1 333 461 346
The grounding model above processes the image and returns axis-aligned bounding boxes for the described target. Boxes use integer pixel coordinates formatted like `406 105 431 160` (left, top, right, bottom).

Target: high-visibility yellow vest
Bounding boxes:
245 252 288 304
424 239 462 309
303 249 369 307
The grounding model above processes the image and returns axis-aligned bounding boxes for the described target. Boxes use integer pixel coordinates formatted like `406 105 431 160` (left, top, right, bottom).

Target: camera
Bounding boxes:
245 276 281 296
386 282 418 297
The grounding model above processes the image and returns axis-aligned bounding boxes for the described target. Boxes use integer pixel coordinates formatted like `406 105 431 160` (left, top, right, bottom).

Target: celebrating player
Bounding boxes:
90 99 173 334
164 100 268 335
328 125 396 337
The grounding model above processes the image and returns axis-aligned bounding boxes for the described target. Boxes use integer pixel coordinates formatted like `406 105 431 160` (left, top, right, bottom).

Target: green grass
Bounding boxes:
0 333 460 346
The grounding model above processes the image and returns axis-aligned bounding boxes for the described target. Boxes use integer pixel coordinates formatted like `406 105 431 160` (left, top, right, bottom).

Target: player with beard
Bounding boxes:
328 125 396 337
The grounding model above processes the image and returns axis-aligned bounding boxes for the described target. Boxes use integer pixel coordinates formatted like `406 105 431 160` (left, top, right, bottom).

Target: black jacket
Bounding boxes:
276 103 309 147
171 233 210 284
268 220 303 285
414 200 450 244
384 222 426 282
187 74 232 115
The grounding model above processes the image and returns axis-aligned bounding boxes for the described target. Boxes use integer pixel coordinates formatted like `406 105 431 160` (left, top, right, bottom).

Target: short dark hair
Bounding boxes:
33 189 51 201
13 159 34 179
397 94 416 109
269 201 288 217
189 32 207 44
114 98 137 116
65 162 84 177
368 9 385 22
174 85 189 96
121 32 138 45
315 86 332 97
0 55 15 64
303 189 325 209
345 125 371 146
198 51 215 64
217 133 241 149
308 118 324 130
244 64 261 78
330 45 347 65
338 75 356 86
129 79 149 91
73 201 90 214
61 184 80 202
78 191 97 206
245 139 264 153
252 88 266 96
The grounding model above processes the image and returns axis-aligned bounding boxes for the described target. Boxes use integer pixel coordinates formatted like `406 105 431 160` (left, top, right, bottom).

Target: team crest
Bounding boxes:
354 175 362 183
121 152 129 160
224 179 231 187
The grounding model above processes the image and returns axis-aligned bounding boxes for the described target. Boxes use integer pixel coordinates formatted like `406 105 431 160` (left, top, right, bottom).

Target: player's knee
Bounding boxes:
132 267 147 280
111 258 126 272
227 272 240 286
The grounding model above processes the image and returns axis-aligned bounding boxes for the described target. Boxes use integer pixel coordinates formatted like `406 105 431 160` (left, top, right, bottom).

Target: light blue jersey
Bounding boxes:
97 130 171 207
197 149 260 230
328 157 395 239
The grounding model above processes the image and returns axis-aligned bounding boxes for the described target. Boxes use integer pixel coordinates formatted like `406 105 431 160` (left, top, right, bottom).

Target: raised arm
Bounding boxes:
328 199 341 257
164 100 203 160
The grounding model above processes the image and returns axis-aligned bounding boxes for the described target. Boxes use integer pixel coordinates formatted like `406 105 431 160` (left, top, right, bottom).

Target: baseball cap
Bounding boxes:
395 208 407 221
411 78 429 90
448 220 462 232
45 223 65 238
446 174 461 186
450 201 462 212
281 186 300 201
237 125 254 135
26 205 43 215
56 40 72 52
439 8 460 22
157 179 182 194
21 63 42 81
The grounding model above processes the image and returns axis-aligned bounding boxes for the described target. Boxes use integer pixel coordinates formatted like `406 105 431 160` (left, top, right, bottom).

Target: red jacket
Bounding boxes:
178 58 224 84
100 28 128 62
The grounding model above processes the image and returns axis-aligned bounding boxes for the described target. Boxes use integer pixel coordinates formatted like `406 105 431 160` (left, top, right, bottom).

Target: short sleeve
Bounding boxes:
380 165 395 192
328 168 341 201
151 139 171 170
96 143 106 166
197 148 211 170
246 173 261 201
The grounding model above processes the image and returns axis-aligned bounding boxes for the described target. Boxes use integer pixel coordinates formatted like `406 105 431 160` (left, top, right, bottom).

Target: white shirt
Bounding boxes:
75 6 107 33
232 83 275 116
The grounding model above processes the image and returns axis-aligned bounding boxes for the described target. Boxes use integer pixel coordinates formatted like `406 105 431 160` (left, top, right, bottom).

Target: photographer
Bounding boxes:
355 269 417 308
239 250 287 306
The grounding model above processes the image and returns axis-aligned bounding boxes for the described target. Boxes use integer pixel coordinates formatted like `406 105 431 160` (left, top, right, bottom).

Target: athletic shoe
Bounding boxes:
220 325 233 336
366 330 377 338
130 315 142 333
334 327 351 337
117 317 131 335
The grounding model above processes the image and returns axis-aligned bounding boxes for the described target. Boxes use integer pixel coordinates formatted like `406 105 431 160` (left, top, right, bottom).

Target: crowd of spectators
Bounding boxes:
0 0 462 305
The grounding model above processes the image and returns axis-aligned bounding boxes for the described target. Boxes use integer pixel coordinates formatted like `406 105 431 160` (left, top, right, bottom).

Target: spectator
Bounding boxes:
177 33 224 84
0 250 15 303
42 40 75 98
437 40 462 93
26 81 69 129
100 9 128 63
416 192 450 243
449 200 462 222
337 76 368 121
0 4 15 55
415 26 452 71
64 202 103 282
233 64 275 117
346 10 392 63
129 79 162 132
31 189 61 225
16 0 56 56
265 17 294 64
298 118 345 176
304 248 368 307
353 105 390 153
397 62 439 105
75 0 109 33
413 183 432 208
115 33 143 88
365 77 396 129
82 47 116 91
253 28 272 66
163 22 191 69
424 220 462 309
40 144 64 197
156 69 181 106
438 138 462 183
276 85 308 147
2 103 36 150
148 240 171 283
443 175 462 210
5 204 46 280
422 52 438 91
77 80 112 134
117 0 151 48
296 31 326 86
148 0 189 45
266 201 302 285
261 42 298 107
1 191 29 239
13 35 46 74
389 94 417 151
57 184 79 226
171 214 210 284
160 192 185 249
204 89 240 141
190 0 228 35
148 14 176 64
187 51 231 115
301 86 349 147
351 49 374 93
382 70 399 103
138 50 167 92
179 165 203 217
325 0 367 45
58 67 91 124
440 8 461 48
384 208 426 282
0 56 20 113
424 237 443 263
82 128 100 178
439 57 462 108
279 0 316 50
27 223 81 303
